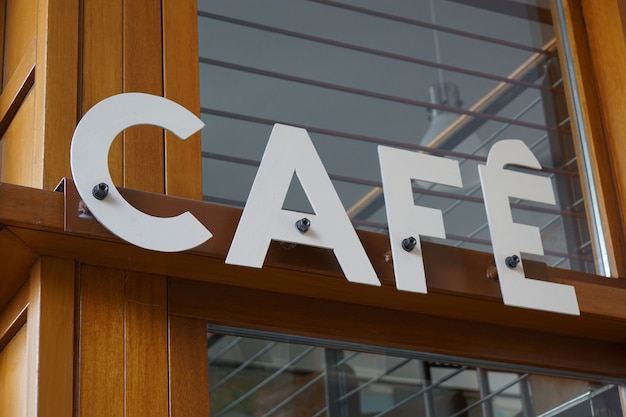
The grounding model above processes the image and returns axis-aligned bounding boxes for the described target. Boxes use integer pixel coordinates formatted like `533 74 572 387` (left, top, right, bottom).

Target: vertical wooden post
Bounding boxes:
77 264 125 417
122 0 165 193
125 273 169 417
163 0 203 199
78 266 170 417
169 315 210 417
34 0 79 190
26 256 75 417
552 0 626 276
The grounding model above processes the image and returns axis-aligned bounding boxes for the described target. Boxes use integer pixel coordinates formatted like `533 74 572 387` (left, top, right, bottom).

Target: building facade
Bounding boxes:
2 0 626 416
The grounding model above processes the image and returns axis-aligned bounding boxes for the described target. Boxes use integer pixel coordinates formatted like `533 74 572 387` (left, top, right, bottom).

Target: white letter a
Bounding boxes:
226 124 380 287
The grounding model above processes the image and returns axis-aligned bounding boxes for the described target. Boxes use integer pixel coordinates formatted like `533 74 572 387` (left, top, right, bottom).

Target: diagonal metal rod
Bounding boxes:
337 358 413 402
261 372 327 417
209 336 243 365
447 374 529 417
210 341 278 392
414 90 546 208
372 366 469 417
213 346 318 417
310 407 327 417
334 351 360 368
346 56 562 219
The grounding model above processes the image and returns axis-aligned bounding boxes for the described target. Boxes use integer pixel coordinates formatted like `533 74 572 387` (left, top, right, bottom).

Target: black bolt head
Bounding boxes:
505 255 520 269
92 183 109 200
402 236 417 252
296 218 311 233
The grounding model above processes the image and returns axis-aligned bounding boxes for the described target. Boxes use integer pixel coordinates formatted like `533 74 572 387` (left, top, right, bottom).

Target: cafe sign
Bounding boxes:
70 93 580 316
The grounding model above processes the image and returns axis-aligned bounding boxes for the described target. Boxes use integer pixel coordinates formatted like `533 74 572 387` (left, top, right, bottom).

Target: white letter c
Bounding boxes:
70 93 211 252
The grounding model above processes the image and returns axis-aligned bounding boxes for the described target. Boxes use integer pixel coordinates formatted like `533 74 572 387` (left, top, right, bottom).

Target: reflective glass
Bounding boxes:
208 328 623 417
198 0 595 273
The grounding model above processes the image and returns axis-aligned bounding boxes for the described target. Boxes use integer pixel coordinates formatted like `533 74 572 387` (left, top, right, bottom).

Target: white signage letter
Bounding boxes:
226 124 379 286
478 140 579 315
378 146 462 293
70 93 212 252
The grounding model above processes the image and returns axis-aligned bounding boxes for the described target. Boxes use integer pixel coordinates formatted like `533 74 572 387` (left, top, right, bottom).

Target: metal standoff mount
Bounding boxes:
295 218 311 233
401 236 417 252
505 254 520 269
92 182 109 200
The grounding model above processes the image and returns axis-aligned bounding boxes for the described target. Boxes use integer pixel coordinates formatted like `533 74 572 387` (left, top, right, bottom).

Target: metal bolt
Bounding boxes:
296 218 311 233
505 255 520 269
92 183 109 200
401 236 417 252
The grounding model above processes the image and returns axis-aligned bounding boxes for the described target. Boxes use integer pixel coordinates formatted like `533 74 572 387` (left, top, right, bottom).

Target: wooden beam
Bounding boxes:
0 281 28 351
3 183 626 377
0 40 35 136
0 228 37 311
169 279 626 379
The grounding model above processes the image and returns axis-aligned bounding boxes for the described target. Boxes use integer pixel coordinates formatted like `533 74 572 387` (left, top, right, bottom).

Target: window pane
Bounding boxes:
207 327 624 417
198 0 596 273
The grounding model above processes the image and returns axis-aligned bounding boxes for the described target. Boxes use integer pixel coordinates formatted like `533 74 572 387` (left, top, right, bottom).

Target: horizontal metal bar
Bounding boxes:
201 151 585 218
198 11 559 92
199 108 575 177
305 0 553 54
199 58 565 133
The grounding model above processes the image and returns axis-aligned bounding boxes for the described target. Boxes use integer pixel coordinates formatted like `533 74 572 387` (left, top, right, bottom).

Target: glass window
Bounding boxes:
208 326 624 417
198 1 596 273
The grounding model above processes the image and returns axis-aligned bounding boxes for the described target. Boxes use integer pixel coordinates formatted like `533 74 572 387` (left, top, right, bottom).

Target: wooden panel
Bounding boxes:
0 90 35 186
0 0 5 89
0 229 37 312
81 0 123 185
0 184 60 315
78 268 169 417
3 0 37 84
125 273 168 417
169 315 209 417
163 0 203 199
27 256 75 417
169 279 626 379
0 280 28 350
552 0 626 276
6 181 626 345
0 40 35 136
77 264 124 417
4 184 626 377
34 0 79 190
122 0 164 193
0 325 27 417
0 182 64 230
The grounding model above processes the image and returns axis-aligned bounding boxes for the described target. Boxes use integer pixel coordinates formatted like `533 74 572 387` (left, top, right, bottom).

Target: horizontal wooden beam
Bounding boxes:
169 278 626 379
2 182 626 377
